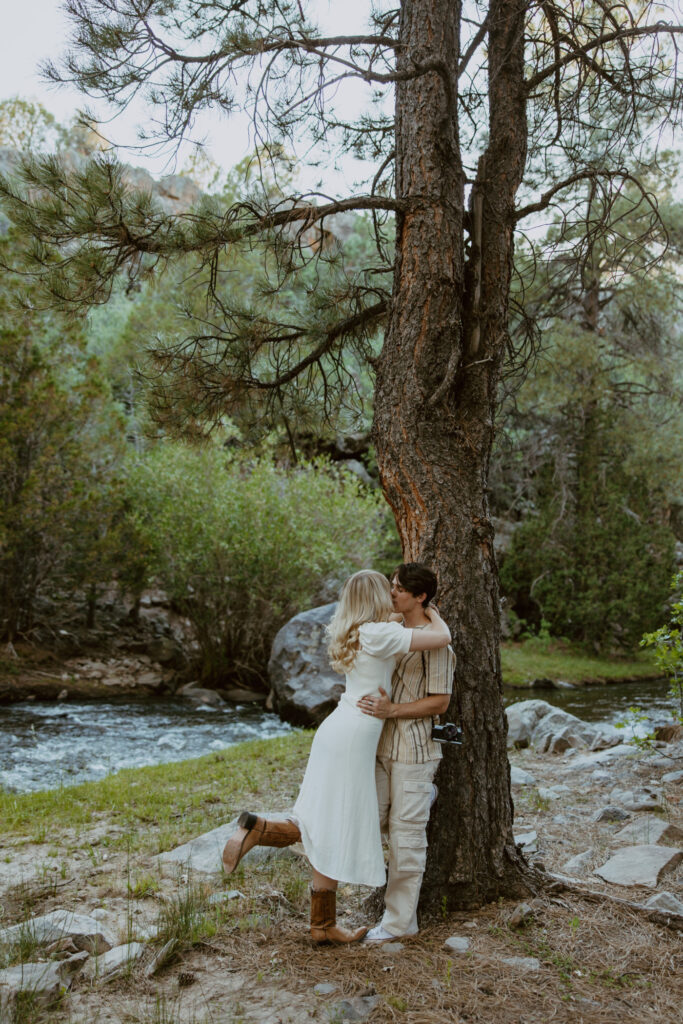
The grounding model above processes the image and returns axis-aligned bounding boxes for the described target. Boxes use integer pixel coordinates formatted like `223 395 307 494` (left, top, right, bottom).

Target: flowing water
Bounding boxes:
0 677 675 794
0 698 292 793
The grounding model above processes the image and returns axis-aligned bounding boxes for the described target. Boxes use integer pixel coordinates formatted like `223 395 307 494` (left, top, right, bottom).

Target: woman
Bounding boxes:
222 569 451 944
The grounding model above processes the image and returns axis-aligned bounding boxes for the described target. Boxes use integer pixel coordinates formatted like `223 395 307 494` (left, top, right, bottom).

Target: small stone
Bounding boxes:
662 769 683 784
58 951 90 980
538 785 569 802
510 766 536 786
497 955 541 971
552 814 570 825
508 902 535 928
328 995 380 1022
313 982 338 996
594 845 683 887
145 940 178 978
88 941 145 983
57 689 68 700
443 935 470 953
381 942 405 954
591 770 611 783
514 830 538 847
592 806 630 823
208 890 244 904
643 891 683 915
0 910 114 954
561 849 594 876
0 961 65 1016
609 788 662 812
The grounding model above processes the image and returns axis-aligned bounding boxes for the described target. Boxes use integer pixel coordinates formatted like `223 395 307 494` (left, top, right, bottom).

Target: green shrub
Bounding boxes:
125 443 393 686
500 468 674 648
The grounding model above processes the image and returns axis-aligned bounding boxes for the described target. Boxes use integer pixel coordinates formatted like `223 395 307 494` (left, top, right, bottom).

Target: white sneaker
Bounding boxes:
363 925 397 944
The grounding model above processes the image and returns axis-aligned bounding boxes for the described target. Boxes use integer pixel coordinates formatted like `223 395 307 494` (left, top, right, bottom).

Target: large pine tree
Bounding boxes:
1 0 681 912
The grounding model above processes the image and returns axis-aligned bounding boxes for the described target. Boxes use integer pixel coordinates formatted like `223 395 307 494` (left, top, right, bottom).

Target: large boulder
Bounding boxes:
268 603 343 726
505 699 621 753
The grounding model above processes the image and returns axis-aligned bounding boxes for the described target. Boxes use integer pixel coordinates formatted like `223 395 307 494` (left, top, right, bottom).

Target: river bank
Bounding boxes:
1 723 681 1024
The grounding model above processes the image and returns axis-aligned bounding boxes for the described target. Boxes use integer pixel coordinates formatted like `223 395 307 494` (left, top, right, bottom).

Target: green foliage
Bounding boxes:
500 454 674 647
641 571 683 721
125 443 392 685
0 238 128 637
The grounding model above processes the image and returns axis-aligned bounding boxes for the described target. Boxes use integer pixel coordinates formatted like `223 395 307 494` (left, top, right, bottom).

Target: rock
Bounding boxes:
643 891 683 915
144 940 177 978
313 982 338 996
328 995 380 1022
223 687 267 703
505 700 620 753
177 683 226 707
614 817 683 846
59 951 90 980
564 745 635 771
662 769 683 784
508 902 535 928
0 961 65 1018
654 724 683 743
87 942 145 983
609 788 662 812
514 830 538 849
137 671 165 691
561 849 594 875
158 818 300 874
592 806 631 823
594 845 683 886
510 766 536 786
538 785 570 802
381 942 405 954
57 688 68 700
208 890 244 905
505 700 553 748
497 955 541 971
268 603 344 725
590 770 612 783
443 935 470 953
146 637 182 665
0 910 114 954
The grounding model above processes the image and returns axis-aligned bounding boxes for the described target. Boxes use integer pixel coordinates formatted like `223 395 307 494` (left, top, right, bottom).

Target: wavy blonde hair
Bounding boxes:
327 570 394 673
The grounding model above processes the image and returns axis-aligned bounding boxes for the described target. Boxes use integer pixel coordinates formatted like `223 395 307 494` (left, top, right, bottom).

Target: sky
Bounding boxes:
0 0 378 190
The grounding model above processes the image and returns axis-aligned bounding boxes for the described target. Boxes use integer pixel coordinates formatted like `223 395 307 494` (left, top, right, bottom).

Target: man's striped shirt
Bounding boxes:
376 644 456 764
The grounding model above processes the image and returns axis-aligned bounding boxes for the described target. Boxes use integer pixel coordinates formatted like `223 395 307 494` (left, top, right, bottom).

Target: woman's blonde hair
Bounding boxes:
327 570 393 673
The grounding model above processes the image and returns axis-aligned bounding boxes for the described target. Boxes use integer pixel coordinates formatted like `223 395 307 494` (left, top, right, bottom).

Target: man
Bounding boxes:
357 563 456 942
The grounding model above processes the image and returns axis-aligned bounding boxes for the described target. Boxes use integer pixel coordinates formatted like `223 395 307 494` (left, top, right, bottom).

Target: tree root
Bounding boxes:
541 870 683 934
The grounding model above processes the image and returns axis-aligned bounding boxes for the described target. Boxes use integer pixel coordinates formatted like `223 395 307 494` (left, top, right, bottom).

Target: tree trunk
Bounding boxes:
374 0 533 910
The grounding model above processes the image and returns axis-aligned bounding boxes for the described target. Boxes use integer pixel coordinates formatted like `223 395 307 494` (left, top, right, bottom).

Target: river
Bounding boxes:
0 678 674 794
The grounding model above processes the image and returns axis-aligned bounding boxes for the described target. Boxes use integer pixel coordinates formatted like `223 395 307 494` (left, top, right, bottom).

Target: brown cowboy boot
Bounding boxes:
221 811 300 874
309 888 368 945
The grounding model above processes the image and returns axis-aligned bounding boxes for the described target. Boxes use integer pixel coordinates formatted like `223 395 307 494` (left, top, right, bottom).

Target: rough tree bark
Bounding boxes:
374 0 533 910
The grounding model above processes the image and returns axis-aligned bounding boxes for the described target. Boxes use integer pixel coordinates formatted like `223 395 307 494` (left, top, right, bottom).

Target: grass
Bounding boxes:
0 732 313 850
501 639 658 688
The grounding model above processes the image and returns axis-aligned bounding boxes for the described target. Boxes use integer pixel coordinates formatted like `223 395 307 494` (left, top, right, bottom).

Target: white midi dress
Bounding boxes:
292 621 412 886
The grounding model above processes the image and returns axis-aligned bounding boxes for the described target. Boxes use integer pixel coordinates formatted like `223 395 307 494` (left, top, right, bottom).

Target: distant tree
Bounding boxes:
2 0 682 911
0 234 125 638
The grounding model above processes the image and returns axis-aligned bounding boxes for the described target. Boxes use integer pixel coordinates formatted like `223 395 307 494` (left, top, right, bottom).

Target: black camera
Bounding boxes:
431 723 463 745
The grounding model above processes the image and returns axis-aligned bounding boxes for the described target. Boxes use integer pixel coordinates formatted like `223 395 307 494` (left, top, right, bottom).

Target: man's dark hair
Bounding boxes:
393 563 438 607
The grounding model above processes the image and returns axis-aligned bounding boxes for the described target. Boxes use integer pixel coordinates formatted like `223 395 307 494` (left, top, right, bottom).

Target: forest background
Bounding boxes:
0 84 682 688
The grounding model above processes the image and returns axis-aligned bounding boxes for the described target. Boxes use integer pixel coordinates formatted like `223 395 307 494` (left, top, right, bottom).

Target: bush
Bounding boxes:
125 443 393 686
500 468 675 649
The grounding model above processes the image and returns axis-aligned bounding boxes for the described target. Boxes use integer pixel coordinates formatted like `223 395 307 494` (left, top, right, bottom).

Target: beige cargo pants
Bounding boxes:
375 755 439 937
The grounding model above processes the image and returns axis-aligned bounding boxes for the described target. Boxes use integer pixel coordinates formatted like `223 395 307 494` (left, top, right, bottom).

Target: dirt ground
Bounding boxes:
1 741 682 1024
